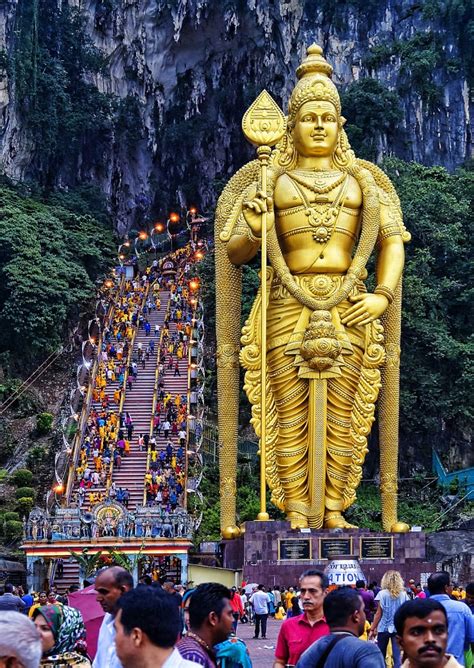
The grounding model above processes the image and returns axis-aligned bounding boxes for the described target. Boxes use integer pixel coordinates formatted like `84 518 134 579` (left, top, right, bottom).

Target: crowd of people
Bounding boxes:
1 569 473 667
71 243 199 517
74 275 150 510
142 260 198 511
238 571 474 667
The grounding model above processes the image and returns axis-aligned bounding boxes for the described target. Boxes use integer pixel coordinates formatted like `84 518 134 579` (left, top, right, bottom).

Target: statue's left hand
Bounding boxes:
341 293 389 327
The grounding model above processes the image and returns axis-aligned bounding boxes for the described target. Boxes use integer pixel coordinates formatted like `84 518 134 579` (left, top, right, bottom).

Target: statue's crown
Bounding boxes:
288 44 341 122
296 44 333 79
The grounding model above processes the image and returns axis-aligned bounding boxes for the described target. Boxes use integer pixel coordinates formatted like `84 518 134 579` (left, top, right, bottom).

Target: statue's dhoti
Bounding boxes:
241 272 386 528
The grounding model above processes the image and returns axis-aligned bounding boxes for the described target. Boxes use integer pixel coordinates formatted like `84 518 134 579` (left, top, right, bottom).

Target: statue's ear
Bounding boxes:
340 116 347 126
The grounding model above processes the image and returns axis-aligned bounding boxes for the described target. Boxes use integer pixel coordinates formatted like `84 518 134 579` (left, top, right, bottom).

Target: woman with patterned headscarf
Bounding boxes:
33 604 91 667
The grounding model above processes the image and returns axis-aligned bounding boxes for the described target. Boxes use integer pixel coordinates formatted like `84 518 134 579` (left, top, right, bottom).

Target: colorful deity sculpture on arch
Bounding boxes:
215 44 411 537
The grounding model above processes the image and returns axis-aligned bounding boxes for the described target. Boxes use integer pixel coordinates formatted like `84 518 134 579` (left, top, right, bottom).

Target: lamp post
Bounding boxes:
167 212 180 251
150 222 165 257
117 240 131 269
134 230 148 258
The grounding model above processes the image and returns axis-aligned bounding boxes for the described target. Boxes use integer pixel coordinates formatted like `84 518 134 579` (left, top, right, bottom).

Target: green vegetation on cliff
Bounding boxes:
385 159 473 455
11 0 114 187
0 181 115 363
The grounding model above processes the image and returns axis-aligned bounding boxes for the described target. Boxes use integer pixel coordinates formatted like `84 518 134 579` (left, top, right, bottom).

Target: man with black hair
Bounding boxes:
0 583 26 612
274 570 330 668
250 584 269 639
177 582 233 667
114 587 200 668
296 588 385 667
356 579 376 623
93 566 134 668
394 598 461 667
427 572 474 666
465 583 474 614
163 580 183 608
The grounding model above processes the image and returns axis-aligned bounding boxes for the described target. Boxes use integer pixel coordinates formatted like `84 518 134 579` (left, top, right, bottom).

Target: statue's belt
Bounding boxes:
266 274 366 371
270 272 365 302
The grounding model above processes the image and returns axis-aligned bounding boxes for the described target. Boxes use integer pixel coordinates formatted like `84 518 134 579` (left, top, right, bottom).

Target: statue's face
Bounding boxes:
292 100 339 158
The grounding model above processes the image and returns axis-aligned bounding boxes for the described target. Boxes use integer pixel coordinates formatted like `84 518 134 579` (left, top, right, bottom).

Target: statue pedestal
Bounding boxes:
222 521 437 586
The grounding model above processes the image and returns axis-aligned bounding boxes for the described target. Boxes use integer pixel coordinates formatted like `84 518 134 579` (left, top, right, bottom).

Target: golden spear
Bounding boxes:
242 91 286 520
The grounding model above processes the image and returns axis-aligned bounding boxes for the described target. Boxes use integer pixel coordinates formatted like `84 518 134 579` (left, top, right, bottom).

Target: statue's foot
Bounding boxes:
287 512 308 529
390 521 410 533
221 525 241 540
324 512 358 529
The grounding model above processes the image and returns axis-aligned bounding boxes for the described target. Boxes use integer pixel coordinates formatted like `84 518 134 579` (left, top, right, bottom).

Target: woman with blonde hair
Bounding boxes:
369 570 409 668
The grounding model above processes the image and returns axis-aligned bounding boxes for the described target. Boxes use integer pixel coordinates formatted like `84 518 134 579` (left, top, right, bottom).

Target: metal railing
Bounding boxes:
65 276 125 503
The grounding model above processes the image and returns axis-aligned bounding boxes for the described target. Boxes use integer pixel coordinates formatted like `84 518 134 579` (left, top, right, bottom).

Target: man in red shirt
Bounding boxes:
274 569 330 668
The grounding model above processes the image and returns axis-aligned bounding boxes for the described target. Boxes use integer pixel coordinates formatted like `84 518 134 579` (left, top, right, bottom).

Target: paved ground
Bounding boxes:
237 616 281 667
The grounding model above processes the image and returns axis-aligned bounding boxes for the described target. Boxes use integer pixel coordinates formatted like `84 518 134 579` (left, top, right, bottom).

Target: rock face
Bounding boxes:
0 0 471 232
427 530 474 583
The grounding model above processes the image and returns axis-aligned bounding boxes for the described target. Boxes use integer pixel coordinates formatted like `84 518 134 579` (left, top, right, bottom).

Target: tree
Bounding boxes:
0 182 114 363
10 469 33 487
383 159 473 468
108 548 144 577
69 548 103 585
341 78 401 161
36 412 54 435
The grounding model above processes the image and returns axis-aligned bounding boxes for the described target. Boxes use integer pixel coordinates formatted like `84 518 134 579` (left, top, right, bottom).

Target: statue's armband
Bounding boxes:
377 189 403 247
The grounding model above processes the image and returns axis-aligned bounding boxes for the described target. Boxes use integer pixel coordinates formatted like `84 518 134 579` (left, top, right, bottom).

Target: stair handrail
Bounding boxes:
184 292 198 510
65 275 125 503
107 279 151 496
143 286 170 505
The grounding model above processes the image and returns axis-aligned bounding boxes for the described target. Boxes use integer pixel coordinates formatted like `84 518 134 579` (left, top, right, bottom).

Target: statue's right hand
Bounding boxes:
242 189 274 238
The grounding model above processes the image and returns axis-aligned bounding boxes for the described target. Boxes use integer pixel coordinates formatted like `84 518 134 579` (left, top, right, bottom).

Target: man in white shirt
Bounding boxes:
115 586 200 668
250 584 269 639
93 566 134 668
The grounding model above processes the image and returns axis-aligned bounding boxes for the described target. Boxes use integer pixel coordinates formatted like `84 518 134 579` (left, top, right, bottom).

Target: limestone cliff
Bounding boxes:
0 0 471 232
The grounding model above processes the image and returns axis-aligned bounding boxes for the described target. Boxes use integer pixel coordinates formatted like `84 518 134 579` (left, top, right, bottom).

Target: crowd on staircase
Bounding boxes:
70 243 199 524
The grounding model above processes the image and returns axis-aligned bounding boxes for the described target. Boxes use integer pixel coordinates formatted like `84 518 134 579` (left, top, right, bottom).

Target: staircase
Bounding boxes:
112 294 168 509
53 559 80 593
71 309 125 511
144 307 190 504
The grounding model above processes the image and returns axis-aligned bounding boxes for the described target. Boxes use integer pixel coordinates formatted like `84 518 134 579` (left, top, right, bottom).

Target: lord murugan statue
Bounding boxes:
215 45 410 538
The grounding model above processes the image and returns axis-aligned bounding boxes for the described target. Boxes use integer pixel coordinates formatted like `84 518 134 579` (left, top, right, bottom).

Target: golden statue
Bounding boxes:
215 45 410 537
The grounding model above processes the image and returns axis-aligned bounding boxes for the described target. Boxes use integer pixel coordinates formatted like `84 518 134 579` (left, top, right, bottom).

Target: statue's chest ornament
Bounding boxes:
286 172 349 248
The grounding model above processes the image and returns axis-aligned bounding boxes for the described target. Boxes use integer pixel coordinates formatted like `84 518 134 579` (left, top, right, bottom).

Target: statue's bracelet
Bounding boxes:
374 285 395 303
246 227 261 243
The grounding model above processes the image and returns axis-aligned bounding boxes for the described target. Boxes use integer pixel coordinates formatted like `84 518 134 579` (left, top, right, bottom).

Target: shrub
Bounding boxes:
36 412 54 435
5 520 23 541
15 487 35 500
27 446 47 469
4 511 20 522
10 469 33 486
16 497 34 517
0 469 8 481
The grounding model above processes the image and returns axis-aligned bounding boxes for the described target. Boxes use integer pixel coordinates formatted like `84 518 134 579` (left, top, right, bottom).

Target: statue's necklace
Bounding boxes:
289 170 346 195
288 175 349 247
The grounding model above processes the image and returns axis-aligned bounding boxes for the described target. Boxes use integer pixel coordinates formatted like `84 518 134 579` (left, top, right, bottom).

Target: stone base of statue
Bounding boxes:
221 521 437 586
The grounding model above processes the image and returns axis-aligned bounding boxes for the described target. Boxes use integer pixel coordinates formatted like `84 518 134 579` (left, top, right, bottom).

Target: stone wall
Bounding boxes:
223 521 438 588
